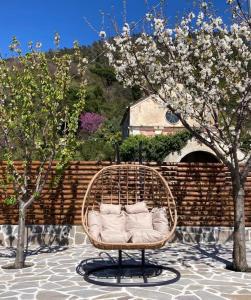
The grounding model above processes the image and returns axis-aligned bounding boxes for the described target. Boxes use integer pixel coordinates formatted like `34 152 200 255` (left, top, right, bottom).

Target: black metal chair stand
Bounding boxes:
82 250 180 287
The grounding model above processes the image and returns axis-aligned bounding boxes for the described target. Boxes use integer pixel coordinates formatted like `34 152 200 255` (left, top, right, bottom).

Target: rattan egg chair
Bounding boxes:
81 164 178 286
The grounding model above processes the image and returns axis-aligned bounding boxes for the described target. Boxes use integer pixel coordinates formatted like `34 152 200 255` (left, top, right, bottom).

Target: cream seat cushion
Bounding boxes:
126 212 153 231
101 230 131 243
152 208 169 235
100 212 129 243
100 203 121 215
101 212 126 232
88 210 102 240
125 201 149 214
130 229 163 243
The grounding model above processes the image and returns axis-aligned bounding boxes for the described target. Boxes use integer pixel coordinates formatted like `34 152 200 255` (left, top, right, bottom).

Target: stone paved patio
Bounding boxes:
0 242 251 300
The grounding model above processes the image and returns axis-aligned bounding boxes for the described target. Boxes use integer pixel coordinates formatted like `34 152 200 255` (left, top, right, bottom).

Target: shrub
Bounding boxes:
76 140 114 161
79 112 105 135
120 135 149 162
90 64 117 86
120 131 192 163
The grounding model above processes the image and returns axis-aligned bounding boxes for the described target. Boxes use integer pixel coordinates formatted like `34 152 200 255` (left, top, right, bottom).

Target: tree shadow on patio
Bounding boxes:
157 242 233 270
193 243 233 267
0 244 68 258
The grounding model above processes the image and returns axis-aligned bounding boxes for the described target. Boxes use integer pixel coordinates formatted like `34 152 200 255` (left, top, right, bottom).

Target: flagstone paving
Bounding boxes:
0 242 251 300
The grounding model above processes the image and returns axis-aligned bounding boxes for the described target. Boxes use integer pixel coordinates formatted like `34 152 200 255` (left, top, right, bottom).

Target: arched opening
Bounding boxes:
180 151 220 163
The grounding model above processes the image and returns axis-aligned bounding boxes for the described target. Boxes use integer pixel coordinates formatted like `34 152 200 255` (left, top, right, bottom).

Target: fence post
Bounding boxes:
115 143 121 164
139 141 143 164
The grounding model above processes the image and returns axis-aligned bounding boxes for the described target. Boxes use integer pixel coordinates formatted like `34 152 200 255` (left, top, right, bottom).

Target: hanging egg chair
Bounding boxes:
80 164 178 286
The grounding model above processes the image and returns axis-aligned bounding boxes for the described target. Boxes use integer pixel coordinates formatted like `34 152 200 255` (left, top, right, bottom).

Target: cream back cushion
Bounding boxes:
101 212 126 232
88 210 102 240
126 212 153 231
100 203 121 215
101 230 131 243
152 207 169 235
130 229 163 243
125 201 149 214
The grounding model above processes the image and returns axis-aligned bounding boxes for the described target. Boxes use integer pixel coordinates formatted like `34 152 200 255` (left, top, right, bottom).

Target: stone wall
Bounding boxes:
174 226 251 244
0 224 88 248
1 225 251 248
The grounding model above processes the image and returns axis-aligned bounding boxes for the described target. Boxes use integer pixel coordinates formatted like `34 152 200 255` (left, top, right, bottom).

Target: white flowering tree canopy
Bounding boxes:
106 12 251 170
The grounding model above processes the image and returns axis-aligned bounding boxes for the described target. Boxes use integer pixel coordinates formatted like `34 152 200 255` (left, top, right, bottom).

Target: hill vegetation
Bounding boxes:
48 41 145 161
3 40 194 163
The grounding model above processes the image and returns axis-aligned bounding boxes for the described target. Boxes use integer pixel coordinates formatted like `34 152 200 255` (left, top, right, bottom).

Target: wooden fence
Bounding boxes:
0 161 250 226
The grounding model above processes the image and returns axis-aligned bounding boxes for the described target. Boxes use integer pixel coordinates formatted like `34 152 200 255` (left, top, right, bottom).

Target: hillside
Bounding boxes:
51 41 144 160
48 41 142 128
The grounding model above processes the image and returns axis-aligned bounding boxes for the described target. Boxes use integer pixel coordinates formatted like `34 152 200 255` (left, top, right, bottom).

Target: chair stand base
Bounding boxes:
83 250 180 287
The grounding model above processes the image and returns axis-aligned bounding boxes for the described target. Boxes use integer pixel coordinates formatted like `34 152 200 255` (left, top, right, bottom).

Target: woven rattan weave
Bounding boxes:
81 164 177 250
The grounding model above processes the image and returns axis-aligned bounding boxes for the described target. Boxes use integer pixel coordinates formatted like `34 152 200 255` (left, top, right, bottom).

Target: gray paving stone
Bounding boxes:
175 296 200 300
69 289 109 298
186 284 205 291
16 288 37 294
56 286 88 292
40 282 63 289
0 291 19 298
57 281 79 287
49 274 69 282
0 275 14 281
237 289 251 294
223 295 251 300
10 281 40 290
197 279 247 286
159 287 183 295
37 290 68 300
206 288 221 295
0 242 251 300
116 296 133 300
68 296 80 300
211 285 242 294
94 292 132 299
20 293 37 300
126 288 172 300
195 290 228 300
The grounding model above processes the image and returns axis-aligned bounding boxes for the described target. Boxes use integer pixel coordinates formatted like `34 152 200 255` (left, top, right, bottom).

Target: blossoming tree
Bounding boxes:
106 4 251 271
0 37 86 268
80 112 105 135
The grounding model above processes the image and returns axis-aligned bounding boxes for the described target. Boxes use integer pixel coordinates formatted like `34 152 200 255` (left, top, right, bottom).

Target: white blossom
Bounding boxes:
105 9 251 163
35 42 42 49
99 31 106 39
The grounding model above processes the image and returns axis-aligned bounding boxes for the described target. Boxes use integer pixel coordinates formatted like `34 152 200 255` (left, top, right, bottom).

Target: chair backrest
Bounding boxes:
82 164 176 225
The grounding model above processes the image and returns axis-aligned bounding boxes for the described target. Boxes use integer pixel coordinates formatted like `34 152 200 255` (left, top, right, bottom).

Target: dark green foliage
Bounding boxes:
120 131 193 163
90 64 117 86
3 196 17 205
131 85 142 100
146 131 193 163
120 135 148 162
84 85 105 113
95 119 122 144
76 140 114 161
241 132 251 153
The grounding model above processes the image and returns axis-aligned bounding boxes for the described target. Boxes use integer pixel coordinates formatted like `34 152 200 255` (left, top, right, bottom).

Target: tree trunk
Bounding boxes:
232 172 248 272
14 201 26 268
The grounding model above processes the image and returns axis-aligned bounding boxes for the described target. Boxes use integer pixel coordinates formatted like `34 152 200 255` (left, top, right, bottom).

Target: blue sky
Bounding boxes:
0 0 231 57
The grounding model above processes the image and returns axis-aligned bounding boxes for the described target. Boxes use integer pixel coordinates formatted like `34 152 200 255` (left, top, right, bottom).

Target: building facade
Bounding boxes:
121 95 219 163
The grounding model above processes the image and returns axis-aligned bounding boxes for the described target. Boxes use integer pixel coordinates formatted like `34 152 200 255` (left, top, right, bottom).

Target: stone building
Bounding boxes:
121 95 219 163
